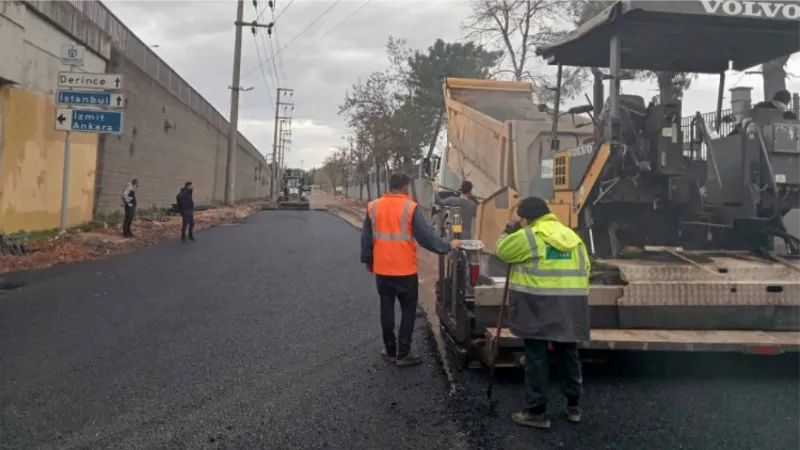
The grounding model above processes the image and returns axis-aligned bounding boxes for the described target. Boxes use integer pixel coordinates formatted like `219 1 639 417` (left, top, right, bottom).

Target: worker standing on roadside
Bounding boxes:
495 197 590 429
121 178 138 238
361 173 462 367
434 180 478 239
176 181 196 243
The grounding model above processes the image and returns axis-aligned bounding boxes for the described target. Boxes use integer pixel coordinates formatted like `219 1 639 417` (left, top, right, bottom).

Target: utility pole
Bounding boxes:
224 2 270 204
270 88 293 198
280 127 291 172
224 0 245 206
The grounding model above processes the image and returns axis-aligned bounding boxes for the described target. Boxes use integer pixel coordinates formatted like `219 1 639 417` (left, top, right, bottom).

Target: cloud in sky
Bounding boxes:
105 0 800 169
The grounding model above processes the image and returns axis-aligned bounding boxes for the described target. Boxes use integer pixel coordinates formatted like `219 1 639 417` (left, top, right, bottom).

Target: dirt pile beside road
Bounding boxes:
0 203 263 275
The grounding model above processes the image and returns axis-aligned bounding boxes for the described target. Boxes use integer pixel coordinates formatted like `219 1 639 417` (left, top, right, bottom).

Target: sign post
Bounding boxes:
58 47 78 234
56 44 125 234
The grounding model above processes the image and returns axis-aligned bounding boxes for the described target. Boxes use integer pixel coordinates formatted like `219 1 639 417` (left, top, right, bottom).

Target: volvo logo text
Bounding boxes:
699 0 800 19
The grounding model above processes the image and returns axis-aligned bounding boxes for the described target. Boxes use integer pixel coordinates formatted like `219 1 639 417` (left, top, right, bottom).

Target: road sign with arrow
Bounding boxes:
54 108 124 134
56 90 125 108
57 72 124 90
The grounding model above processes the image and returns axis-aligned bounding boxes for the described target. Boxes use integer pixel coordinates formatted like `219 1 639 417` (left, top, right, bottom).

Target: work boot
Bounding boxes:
511 411 551 429
189 236 195 242
381 349 396 363
565 406 582 423
395 352 422 367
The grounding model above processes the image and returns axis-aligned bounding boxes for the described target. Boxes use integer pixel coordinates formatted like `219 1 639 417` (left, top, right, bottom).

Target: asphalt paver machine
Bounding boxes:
436 0 800 369
277 169 311 210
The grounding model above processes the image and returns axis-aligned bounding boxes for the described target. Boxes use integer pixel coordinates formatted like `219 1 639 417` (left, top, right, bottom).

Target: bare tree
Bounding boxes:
347 131 373 200
464 0 564 81
322 155 342 193
463 0 584 103
333 146 352 198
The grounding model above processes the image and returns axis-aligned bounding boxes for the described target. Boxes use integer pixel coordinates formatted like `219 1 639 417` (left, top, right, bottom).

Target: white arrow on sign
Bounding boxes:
57 72 124 90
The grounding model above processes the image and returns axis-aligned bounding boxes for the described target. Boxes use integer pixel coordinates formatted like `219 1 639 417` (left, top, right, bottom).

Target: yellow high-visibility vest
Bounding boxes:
495 213 590 296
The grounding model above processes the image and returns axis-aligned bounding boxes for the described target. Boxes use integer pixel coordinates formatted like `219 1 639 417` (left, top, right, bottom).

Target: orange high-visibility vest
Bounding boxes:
368 193 418 276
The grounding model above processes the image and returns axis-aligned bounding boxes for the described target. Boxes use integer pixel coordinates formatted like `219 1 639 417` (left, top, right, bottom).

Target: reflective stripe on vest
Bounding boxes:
499 226 589 297
512 227 588 277
507 283 589 296
369 199 414 242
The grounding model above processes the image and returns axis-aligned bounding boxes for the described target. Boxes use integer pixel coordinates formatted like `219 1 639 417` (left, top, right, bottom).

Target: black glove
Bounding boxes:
504 220 521 234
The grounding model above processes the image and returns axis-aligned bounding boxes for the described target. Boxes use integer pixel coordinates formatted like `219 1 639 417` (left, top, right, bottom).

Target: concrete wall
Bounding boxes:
0 1 269 233
0 2 109 232
95 49 269 211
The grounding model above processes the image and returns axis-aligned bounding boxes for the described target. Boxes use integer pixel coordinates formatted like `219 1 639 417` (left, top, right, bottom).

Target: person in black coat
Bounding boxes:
121 178 138 238
176 181 195 242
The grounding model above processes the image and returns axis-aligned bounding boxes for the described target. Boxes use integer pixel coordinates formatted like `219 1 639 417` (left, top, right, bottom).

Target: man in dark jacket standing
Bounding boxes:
434 180 478 239
495 197 591 429
121 178 138 238
177 181 195 242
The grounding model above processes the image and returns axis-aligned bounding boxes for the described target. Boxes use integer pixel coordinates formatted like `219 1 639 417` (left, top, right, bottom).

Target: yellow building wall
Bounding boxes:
0 86 98 232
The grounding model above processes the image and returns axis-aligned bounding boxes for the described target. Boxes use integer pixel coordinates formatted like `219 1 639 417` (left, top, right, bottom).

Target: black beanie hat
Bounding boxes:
517 197 550 221
773 89 791 104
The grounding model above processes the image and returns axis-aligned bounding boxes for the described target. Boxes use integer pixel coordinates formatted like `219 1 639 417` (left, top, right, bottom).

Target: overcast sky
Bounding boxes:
104 0 800 169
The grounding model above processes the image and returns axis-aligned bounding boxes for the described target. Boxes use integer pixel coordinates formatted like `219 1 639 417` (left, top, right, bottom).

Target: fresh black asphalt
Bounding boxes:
0 211 464 450
1 208 798 450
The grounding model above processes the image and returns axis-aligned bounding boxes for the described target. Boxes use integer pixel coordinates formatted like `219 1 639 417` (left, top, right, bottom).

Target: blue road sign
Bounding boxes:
56 90 125 108
55 108 124 134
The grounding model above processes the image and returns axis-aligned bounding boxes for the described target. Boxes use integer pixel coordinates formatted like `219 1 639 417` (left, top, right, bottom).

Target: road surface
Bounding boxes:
0 208 465 450
1 197 798 450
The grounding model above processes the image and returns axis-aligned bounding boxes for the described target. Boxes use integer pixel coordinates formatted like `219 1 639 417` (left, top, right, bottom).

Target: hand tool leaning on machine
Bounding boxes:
486 197 592 429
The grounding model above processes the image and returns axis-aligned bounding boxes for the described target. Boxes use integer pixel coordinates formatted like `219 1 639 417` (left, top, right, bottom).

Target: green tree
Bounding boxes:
403 39 503 161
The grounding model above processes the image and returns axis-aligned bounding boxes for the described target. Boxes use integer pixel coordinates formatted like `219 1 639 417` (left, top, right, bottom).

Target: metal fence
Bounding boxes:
680 96 799 143
679 96 798 159
25 0 265 163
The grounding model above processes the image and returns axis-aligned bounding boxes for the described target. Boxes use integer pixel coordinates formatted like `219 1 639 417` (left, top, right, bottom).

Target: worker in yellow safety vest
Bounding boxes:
495 196 591 430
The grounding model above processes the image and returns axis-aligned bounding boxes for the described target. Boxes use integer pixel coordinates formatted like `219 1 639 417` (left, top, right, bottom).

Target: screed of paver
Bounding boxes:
0 210 467 450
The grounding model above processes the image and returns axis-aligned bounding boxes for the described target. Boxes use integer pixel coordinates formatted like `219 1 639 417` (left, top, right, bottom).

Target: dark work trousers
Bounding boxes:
376 274 419 358
181 212 195 239
122 205 136 237
524 339 583 413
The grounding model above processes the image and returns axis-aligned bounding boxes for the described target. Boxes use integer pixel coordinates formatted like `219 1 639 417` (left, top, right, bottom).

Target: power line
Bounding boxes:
253 0 294 88
730 71 749 89
285 0 373 62
253 0 294 26
251 2 281 89
271 5 288 82
264 32 284 87
252 33 276 112
273 32 288 82
274 0 294 22
242 0 342 79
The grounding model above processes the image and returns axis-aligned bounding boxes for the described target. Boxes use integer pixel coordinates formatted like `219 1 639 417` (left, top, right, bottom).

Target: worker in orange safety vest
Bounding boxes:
361 173 461 366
